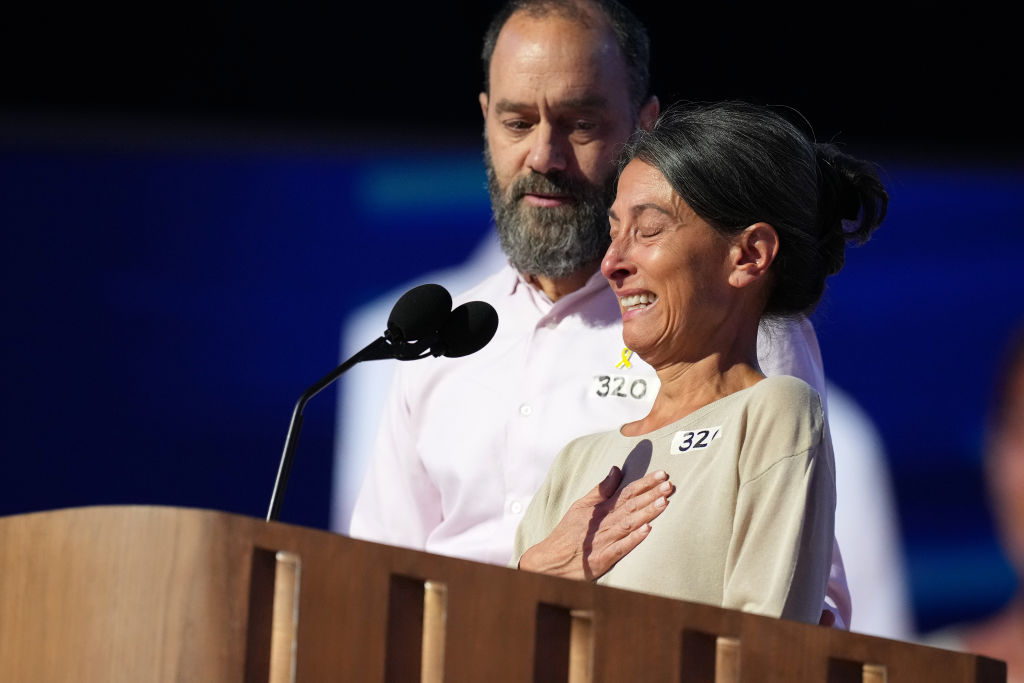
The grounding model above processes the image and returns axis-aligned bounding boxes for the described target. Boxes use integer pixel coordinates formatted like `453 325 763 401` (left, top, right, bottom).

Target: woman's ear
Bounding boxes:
728 222 779 288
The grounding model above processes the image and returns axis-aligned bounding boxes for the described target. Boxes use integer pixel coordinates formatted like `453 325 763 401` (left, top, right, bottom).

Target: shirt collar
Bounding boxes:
506 265 608 309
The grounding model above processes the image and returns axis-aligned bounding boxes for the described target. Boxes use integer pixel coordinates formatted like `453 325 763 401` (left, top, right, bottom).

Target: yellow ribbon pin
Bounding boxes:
615 347 633 369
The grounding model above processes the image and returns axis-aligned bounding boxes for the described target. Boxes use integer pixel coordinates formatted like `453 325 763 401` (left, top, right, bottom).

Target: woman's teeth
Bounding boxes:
620 293 657 311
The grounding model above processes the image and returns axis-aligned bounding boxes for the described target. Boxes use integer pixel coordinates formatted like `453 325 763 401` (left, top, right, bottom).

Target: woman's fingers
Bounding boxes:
588 476 673 575
526 467 675 581
614 490 670 536
600 522 653 566
574 466 625 510
621 469 673 501
612 470 675 523
597 465 624 499
598 470 674 543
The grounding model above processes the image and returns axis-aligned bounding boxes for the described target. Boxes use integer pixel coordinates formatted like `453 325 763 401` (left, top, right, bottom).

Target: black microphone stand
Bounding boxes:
264 285 497 523
265 333 441 522
267 337 389 522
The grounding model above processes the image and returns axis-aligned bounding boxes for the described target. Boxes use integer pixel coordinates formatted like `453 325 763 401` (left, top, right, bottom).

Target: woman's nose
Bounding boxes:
601 238 634 285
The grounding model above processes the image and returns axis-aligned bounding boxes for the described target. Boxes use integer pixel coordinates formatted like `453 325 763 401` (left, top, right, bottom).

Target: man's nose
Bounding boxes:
527 123 568 175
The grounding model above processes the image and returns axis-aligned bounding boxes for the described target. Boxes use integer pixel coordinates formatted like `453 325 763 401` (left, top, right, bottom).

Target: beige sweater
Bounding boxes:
512 375 835 625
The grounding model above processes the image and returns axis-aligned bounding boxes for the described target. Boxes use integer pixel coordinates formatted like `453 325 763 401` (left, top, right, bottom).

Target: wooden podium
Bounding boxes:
0 506 1006 682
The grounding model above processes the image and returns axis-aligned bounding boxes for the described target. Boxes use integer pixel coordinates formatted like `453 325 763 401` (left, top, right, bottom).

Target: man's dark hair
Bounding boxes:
480 0 651 113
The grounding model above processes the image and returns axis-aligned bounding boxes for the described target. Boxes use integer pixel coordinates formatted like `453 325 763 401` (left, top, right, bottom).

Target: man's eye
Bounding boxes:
638 227 662 238
574 120 598 131
503 119 532 131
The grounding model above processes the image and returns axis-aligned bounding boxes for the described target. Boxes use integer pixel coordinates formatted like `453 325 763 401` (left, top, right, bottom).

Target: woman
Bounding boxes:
513 101 888 625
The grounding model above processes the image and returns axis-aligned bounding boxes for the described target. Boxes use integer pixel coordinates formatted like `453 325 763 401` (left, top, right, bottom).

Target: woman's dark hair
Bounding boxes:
619 100 888 316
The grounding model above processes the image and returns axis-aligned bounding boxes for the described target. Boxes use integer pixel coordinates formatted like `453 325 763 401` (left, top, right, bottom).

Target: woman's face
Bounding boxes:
602 159 736 367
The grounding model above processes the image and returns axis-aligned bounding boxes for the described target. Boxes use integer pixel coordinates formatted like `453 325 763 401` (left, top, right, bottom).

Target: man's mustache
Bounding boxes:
510 172 590 202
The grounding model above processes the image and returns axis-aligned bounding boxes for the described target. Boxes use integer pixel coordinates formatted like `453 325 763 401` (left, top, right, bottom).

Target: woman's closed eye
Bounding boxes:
637 226 663 238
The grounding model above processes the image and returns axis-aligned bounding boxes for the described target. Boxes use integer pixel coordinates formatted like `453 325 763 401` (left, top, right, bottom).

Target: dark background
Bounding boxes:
2 1 1021 637
2 2 1019 157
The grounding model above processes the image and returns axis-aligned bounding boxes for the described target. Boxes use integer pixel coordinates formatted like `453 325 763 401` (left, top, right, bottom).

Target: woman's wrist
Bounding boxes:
518 538 576 578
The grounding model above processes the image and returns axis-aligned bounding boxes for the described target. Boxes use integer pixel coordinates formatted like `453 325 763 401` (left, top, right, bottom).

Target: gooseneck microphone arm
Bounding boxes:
264 282 497 523
266 336 392 522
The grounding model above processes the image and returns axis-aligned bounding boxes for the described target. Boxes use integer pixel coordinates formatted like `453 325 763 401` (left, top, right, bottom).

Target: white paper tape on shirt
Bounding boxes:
670 426 722 454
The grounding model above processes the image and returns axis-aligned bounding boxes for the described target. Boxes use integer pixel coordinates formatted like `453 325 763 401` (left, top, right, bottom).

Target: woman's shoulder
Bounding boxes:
747 374 823 414
738 375 828 465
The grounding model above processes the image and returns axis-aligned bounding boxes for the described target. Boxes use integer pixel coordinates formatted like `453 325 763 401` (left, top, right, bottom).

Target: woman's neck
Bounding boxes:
621 356 764 436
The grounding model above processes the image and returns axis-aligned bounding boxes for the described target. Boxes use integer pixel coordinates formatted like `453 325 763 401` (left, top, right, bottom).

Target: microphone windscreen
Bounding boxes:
439 300 499 358
387 284 452 342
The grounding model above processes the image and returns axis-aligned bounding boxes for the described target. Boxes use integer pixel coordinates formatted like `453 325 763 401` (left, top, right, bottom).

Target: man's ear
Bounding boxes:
638 95 659 131
728 222 778 288
479 92 489 120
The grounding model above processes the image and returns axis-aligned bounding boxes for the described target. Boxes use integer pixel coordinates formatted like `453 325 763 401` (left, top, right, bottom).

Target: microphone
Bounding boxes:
265 284 498 522
434 300 499 358
385 283 452 345
380 287 498 362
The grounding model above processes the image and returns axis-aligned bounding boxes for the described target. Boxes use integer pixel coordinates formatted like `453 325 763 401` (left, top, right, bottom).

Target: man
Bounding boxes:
348 0 850 625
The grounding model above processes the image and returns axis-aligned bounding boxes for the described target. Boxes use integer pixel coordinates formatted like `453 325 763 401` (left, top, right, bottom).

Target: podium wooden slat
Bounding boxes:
0 505 1006 682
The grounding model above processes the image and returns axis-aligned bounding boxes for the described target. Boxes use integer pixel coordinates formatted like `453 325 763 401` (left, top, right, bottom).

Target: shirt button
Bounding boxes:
510 500 524 515
519 404 532 416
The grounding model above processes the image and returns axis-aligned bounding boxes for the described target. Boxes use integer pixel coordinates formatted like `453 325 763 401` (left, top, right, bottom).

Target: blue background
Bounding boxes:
2 0 1021 637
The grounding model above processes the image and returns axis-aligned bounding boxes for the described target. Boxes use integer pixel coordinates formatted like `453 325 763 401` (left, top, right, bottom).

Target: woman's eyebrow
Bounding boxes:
608 203 673 222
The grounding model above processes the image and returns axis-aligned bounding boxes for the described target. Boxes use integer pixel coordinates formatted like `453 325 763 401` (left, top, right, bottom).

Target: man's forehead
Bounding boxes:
487 13 631 109
491 11 623 74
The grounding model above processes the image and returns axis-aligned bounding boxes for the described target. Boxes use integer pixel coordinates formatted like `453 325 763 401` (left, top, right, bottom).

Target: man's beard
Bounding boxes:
485 146 615 280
